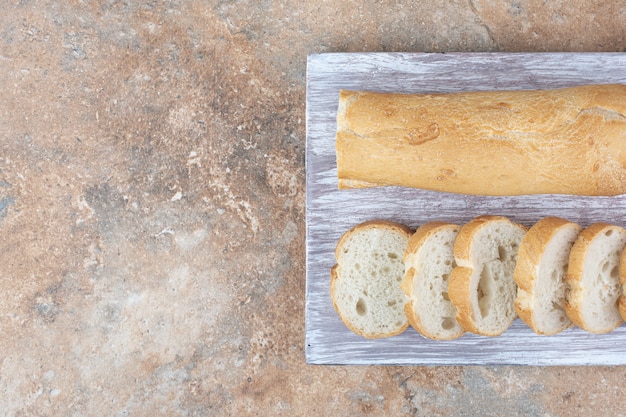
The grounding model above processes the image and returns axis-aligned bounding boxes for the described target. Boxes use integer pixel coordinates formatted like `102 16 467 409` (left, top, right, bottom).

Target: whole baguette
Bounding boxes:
336 84 626 196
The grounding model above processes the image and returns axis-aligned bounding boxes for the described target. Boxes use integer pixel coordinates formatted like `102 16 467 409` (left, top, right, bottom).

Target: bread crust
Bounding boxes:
400 222 463 340
448 266 480 334
513 216 581 335
448 216 527 336
619 249 626 321
336 85 626 196
565 222 626 333
330 220 413 338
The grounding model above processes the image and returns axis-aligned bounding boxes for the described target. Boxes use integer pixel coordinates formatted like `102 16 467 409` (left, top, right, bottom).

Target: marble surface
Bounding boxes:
1 1 626 415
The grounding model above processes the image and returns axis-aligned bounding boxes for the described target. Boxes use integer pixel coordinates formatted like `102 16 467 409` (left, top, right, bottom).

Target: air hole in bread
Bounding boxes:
611 265 619 279
355 263 361 271
442 291 450 301
602 261 610 273
387 252 398 259
356 298 367 316
387 300 397 307
594 274 603 286
442 317 455 330
498 245 507 261
550 269 558 280
382 266 390 273
478 266 490 318
606 229 614 237
444 260 451 266
442 273 449 282
551 300 564 313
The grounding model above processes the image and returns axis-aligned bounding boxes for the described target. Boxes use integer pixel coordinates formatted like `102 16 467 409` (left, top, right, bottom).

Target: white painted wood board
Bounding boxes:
305 52 626 365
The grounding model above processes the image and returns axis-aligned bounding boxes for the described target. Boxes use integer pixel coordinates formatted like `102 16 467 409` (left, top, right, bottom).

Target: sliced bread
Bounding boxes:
514 217 582 335
565 223 626 333
400 222 464 340
330 220 412 338
448 215 527 336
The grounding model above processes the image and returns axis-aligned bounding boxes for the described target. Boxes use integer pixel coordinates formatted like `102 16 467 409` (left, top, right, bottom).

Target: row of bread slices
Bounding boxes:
330 215 626 340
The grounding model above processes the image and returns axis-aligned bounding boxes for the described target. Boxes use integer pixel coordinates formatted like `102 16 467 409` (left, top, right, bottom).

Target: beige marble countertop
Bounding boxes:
1 1 626 415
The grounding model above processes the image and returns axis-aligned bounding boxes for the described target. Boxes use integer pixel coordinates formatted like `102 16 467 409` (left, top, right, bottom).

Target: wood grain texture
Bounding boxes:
305 52 626 365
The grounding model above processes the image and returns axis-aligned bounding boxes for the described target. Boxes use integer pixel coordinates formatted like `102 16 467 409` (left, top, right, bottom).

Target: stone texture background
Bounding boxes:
1 1 626 415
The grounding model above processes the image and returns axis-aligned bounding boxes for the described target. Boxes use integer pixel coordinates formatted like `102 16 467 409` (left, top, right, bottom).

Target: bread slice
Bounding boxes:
565 223 626 333
330 220 412 338
400 222 464 340
448 215 527 336
514 217 582 335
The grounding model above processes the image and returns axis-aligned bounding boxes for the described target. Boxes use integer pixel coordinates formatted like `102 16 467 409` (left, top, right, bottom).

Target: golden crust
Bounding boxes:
448 266 480 334
619 297 626 323
514 294 535 333
400 266 427 336
336 84 626 196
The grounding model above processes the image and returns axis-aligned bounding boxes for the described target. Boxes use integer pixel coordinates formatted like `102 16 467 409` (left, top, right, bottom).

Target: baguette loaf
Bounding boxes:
401 222 464 340
336 84 626 196
565 223 626 333
514 217 582 335
330 220 412 338
448 216 527 336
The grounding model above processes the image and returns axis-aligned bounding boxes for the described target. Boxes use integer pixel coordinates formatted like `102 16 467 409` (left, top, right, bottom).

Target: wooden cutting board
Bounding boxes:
305 52 626 365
